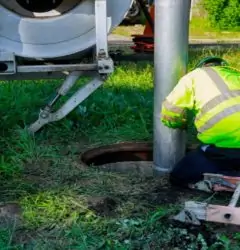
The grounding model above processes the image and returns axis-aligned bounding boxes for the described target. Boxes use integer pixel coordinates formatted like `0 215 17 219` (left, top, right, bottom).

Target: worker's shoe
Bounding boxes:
189 180 236 193
188 180 213 193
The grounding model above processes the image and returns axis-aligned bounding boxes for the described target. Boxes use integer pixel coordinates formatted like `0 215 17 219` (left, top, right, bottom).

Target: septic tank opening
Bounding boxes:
80 142 194 176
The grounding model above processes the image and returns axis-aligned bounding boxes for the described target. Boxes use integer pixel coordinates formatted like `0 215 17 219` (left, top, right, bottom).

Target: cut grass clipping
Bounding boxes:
0 49 239 249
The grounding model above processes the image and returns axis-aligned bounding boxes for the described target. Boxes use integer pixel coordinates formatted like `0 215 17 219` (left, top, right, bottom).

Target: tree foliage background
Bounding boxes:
203 0 240 30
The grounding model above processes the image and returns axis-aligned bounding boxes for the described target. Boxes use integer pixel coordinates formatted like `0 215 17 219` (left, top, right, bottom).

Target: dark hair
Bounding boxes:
194 56 229 69
203 61 222 67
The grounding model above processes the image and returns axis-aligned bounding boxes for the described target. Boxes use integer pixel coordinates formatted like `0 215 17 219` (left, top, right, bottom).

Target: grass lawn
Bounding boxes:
112 18 240 40
0 49 239 249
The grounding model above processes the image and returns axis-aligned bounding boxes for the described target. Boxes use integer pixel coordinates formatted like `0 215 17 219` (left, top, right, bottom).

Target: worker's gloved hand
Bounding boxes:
179 123 187 131
162 120 188 130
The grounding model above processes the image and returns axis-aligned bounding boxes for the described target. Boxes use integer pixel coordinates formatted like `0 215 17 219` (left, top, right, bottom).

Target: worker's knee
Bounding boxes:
169 173 189 188
169 148 219 186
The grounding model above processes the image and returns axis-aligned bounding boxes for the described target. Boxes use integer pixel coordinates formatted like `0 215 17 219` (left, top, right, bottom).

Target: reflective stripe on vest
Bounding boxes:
198 104 240 133
196 68 240 133
161 114 186 123
197 90 240 117
162 100 185 114
203 67 230 92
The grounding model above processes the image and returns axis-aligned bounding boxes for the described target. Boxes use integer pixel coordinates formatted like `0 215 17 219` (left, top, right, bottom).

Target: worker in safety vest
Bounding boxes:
161 56 240 189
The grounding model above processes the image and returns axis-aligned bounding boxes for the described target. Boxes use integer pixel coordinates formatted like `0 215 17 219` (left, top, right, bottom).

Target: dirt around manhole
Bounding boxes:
97 161 153 176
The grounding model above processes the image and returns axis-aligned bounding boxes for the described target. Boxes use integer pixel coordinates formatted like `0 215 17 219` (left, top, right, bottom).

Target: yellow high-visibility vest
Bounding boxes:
161 66 240 148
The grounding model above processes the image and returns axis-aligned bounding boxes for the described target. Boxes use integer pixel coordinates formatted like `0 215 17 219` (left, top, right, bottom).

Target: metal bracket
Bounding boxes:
13 0 117 133
173 201 207 225
95 0 114 75
204 173 238 190
28 75 104 133
0 51 16 75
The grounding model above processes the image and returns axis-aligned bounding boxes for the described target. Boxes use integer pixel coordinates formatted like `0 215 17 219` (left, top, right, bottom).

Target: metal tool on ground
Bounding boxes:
173 173 240 225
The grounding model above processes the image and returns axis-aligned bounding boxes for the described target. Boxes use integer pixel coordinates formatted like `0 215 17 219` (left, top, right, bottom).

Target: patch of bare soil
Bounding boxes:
98 161 153 176
97 161 209 203
87 196 117 216
0 203 22 227
23 159 53 188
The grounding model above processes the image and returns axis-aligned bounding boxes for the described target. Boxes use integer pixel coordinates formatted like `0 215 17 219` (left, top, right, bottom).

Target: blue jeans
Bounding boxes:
170 146 240 187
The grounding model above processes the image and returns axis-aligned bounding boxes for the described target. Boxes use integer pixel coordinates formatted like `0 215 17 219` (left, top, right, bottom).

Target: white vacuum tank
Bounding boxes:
0 0 133 59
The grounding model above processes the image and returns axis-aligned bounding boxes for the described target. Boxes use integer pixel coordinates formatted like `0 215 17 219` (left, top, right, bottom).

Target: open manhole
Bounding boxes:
81 142 195 176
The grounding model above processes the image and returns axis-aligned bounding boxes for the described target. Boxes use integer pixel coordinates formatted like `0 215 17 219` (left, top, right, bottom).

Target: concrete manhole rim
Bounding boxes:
80 141 194 167
80 141 153 167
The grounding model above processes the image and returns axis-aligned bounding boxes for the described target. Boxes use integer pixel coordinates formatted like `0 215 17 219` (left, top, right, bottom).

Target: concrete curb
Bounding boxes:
108 34 240 45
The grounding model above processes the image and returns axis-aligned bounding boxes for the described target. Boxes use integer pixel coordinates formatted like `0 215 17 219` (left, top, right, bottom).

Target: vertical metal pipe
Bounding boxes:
153 0 191 174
